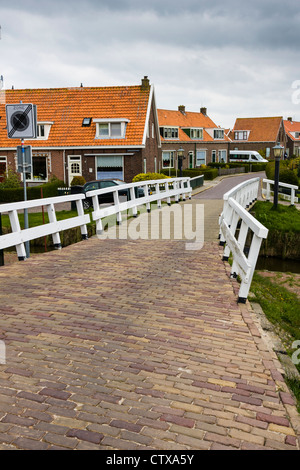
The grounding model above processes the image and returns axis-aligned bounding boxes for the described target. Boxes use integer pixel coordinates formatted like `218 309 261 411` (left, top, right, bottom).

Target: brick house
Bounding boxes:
283 117 300 157
228 116 286 159
157 106 230 172
0 76 161 185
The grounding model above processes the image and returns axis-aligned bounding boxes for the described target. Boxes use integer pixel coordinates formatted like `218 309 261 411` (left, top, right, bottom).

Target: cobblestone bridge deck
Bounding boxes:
0 184 299 450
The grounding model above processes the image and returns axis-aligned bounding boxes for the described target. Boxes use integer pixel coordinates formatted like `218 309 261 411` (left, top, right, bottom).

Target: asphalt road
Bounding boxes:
192 172 265 241
194 172 265 200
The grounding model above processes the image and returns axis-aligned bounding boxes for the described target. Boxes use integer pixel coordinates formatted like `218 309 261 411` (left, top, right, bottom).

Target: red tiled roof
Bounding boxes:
157 108 230 142
230 116 283 142
0 85 152 148
284 119 300 141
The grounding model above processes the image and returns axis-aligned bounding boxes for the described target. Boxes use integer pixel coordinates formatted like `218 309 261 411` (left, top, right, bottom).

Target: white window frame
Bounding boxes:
213 129 224 140
190 128 203 139
196 150 206 167
218 149 227 163
162 151 175 169
163 127 179 140
234 130 249 141
36 122 53 140
24 154 49 183
93 119 129 139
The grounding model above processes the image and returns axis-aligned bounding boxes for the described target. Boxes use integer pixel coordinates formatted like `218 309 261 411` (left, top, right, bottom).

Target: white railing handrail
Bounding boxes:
219 177 268 303
263 178 298 190
0 194 86 213
0 177 192 261
223 177 260 201
86 177 192 235
0 194 89 260
262 178 298 205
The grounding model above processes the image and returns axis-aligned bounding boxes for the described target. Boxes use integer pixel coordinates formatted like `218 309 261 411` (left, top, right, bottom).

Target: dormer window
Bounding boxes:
213 129 224 139
234 131 249 140
160 127 179 139
36 122 53 140
190 128 203 139
94 119 129 139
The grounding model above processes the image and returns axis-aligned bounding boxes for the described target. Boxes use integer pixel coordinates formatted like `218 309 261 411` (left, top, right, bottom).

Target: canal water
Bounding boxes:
256 256 300 273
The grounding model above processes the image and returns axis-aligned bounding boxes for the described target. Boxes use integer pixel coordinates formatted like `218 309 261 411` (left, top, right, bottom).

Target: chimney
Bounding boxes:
178 105 186 114
287 117 293 122
141 76 150 91
200 107 207 115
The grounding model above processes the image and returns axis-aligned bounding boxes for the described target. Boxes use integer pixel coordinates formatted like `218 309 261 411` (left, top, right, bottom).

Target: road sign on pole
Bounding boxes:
5 103 37 139
17 145 32 173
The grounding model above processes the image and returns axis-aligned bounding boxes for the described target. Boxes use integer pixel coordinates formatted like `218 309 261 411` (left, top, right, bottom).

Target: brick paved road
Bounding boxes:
0 203 299 449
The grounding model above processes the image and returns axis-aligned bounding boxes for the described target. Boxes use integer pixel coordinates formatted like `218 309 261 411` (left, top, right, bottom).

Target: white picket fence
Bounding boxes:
219 177 268 303
0 194 89 260
0 177 191 260
262 178 298 205
86 178 192 235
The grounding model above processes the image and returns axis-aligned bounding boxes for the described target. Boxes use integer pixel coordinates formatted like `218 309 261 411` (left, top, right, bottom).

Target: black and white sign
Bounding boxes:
5 103 37 139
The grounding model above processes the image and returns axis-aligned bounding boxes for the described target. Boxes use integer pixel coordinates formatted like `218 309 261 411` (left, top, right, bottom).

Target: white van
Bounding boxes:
229 150 268 163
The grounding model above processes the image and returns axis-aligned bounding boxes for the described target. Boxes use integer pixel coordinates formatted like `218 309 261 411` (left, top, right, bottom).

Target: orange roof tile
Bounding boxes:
231 117 283 142
157 108 230 142
0 85 151 148
284 119 300 141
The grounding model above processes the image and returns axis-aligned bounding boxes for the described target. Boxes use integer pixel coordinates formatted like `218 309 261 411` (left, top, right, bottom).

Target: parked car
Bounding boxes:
71 179 144 210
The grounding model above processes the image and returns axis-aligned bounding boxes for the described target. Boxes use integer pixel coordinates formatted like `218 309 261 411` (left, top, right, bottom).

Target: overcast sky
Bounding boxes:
1 0 300 128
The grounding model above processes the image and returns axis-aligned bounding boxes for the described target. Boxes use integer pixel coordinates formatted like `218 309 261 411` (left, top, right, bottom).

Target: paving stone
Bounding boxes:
0 202 299 450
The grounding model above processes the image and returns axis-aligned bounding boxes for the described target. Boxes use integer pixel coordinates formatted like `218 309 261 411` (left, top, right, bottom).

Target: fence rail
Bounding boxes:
262 178 299 205
219 177 268 303
0 177 192 260
86 178 192 235
0 194 89 260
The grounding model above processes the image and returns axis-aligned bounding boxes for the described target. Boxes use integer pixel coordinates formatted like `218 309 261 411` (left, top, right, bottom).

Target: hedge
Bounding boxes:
132 172 170 182
265 161 299 187
161 168 218 180
207 162 267 173
0 179 65 204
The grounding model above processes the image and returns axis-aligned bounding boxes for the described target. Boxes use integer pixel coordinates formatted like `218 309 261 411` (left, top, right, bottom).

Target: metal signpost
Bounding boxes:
5 103 37 259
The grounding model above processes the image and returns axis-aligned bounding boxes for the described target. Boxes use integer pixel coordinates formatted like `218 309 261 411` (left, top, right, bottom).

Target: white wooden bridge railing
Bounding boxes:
0 177 192 260
219 177 268 303
86 177 192 235
0 194 89 260
262 178 298 205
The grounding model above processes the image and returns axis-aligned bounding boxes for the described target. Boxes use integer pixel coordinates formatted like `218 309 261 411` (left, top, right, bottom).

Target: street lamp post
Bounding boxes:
177 147 185 177
272 143 284 210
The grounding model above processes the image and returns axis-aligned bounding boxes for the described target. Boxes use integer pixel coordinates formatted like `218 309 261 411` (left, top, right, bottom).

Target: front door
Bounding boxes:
68 156 82 185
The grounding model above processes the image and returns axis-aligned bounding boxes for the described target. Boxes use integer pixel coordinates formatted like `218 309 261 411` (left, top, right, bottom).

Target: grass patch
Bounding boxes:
249 272 300 410
250 201 300 232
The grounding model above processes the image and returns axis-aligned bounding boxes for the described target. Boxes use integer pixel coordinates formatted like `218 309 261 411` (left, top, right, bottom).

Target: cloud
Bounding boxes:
1 0 300 128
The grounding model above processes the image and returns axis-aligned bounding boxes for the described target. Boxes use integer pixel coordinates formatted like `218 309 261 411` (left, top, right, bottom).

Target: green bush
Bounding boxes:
0 178 65 204
208 162 267 172
70 175 86 186
161 168 218 180
265 161 299 187
0 168 21 189
132 172 170 182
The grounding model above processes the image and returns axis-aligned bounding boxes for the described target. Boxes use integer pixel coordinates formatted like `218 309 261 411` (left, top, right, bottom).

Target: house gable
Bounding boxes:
230 116 284 143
